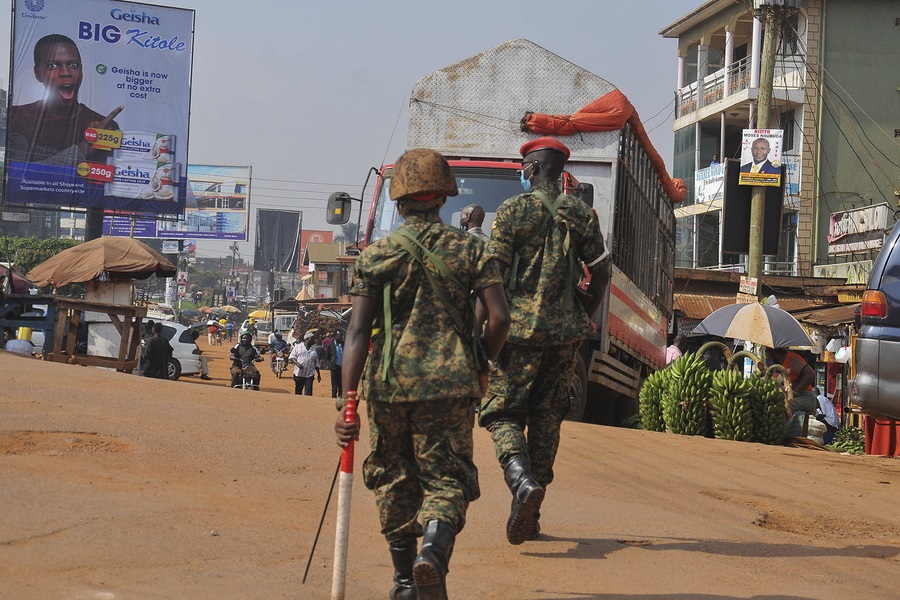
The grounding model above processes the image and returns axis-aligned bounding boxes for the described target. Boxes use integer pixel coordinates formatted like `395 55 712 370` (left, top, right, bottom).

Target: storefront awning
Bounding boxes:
674 292 830 321
789 303 859 327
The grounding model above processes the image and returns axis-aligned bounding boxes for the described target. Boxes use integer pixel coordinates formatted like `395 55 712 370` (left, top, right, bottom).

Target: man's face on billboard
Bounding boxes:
34 42 83 107
751 139 770 164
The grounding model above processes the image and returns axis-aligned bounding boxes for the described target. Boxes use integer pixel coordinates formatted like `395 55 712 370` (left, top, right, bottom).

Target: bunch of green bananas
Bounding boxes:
709 368 754 441
662 352 712 436
638 369 668 432
747 373 787 445
827 426 865 454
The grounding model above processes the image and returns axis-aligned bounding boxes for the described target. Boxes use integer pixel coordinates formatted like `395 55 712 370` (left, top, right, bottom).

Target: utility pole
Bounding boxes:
747 5 778 299
747 0 799 299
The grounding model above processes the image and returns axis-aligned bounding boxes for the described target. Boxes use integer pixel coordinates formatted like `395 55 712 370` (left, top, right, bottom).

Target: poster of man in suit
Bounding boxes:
739 130 783 187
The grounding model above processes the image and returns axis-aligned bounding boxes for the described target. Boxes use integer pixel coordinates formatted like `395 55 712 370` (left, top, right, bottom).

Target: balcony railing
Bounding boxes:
676 54 803 118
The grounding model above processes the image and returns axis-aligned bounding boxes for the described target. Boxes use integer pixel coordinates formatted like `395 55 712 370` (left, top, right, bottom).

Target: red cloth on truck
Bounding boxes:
521 89 687 204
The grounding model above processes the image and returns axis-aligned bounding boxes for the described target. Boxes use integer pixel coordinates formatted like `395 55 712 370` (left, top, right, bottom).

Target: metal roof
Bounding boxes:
789 303 860 327
674 292 831 320
303 243 346 266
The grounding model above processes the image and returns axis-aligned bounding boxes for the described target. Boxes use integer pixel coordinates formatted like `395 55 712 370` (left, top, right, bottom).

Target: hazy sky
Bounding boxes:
1 0 702 261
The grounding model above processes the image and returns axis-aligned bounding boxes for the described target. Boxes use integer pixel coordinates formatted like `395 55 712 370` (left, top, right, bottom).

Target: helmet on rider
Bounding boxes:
248 318 255 325
275 332 283 339
240 332 253 344
389 149 458 211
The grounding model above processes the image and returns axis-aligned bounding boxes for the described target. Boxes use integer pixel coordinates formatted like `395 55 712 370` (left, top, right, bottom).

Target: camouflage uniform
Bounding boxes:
351 212 501 544
479 180 607 486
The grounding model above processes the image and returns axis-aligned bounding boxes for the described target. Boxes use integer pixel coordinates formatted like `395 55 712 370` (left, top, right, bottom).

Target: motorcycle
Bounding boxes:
233 358 263 390
271 348 288 378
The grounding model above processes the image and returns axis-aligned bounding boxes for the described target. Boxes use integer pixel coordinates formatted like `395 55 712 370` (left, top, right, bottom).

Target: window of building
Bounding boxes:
781 13 801 56
780 110 795 152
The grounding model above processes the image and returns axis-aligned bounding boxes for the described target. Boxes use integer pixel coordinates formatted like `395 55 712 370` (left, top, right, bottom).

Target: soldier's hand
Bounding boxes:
335 413 360 448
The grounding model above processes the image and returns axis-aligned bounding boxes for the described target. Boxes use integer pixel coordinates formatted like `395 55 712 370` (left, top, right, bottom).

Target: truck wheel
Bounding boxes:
565 352 588 422
167 358 182 381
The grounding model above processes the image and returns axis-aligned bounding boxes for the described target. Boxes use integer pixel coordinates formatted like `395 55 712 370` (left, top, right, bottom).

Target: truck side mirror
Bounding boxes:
576 183 594 207
326 192 353 225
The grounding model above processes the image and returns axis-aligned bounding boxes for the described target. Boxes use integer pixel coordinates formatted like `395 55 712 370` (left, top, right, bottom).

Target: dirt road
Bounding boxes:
2 342 899 599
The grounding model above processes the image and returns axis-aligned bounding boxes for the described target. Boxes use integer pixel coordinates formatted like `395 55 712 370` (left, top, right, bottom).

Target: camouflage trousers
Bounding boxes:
478 342 577 487
363 397 479 546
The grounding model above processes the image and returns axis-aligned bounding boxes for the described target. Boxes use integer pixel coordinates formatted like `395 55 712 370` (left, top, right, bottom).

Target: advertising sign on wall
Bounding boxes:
299 229 334 276
827 203 890 255
5 0 194 214
738 129 784 187
101 164 252 240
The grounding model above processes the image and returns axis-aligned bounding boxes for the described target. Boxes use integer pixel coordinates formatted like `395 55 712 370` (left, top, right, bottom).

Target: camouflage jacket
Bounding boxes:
488 180 607 346
351 213 502 403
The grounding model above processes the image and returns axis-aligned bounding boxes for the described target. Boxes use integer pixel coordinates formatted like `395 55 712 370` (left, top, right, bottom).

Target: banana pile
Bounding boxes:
638 369 668 432
709 368 753 441
747 373 787 444
638 346 789 446
662 352 712 436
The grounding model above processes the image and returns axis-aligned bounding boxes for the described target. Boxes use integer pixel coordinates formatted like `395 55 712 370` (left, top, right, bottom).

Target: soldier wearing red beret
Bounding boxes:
479 136 611 545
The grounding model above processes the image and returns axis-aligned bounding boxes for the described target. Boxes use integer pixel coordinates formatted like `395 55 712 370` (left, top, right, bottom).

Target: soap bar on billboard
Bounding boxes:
113 132 176 163
104 159 180 201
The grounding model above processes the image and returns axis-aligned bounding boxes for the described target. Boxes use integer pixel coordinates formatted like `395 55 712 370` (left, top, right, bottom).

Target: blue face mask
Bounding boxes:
520 170 533 192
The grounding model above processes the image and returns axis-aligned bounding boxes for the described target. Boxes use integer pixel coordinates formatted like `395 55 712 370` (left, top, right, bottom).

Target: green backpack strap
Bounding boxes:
508 189 578 310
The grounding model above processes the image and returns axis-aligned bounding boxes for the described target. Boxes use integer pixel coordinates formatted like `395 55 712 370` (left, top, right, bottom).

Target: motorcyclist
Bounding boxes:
230 332 263 389
269 331 289 372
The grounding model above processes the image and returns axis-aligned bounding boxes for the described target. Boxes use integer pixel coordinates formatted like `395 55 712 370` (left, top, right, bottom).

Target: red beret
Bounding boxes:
519 136 570 160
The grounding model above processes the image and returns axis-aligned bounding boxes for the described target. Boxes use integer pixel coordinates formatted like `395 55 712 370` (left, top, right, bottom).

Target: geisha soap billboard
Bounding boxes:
4 0 194 215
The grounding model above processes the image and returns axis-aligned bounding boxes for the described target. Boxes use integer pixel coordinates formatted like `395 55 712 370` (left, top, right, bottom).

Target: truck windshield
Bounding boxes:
367 167 523 243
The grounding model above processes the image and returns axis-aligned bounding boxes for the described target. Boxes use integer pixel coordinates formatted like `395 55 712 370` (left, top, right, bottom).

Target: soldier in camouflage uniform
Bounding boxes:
479 137 610 545
335 148 510 600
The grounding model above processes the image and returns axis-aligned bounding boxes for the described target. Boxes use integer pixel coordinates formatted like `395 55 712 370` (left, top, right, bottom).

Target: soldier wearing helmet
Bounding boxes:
479 136 610 546
335 148 511 599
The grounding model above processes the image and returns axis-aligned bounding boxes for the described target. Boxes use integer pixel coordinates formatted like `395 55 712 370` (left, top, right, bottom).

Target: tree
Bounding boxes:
0 236 80 275
333 222 359 244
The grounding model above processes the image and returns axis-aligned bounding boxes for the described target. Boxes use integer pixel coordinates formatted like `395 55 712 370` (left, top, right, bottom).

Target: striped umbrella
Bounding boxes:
693 302 812 348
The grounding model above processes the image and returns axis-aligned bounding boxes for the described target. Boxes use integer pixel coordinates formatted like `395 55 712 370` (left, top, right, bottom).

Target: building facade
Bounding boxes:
660 0 899 282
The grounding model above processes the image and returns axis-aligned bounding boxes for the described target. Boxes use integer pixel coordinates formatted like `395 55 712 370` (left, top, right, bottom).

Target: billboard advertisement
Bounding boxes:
102 164 252 240
5 0 194 214
738 129 783 187
254 209 302 272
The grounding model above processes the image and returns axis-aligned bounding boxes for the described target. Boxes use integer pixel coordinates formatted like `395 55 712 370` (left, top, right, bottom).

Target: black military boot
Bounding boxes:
412 519 455 600
389 543 417 600
503 454 544 545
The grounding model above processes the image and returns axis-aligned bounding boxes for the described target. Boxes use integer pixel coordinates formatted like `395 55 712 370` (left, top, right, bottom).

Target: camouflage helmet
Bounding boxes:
389 148 458 201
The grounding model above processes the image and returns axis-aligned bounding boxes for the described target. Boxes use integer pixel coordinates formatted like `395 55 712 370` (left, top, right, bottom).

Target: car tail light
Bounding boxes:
193 347 203 355
860 289 887 318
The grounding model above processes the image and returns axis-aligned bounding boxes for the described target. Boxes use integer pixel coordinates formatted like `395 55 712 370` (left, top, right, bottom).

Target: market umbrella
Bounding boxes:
693 302 812 348
219 305 241 313
248 309 268 319
27 236 176 288
181 308 200 317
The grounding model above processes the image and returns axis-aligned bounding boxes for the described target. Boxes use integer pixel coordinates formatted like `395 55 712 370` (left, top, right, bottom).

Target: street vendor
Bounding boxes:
766 347 818 414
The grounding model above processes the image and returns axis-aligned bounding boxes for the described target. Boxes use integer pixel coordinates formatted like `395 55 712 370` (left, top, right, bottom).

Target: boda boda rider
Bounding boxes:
270 331 289 369
230 332 263 390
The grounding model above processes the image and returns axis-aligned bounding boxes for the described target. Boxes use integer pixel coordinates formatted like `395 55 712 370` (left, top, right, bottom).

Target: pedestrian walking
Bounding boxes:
334 148 510 600
290 331 321 395
479 136 610 545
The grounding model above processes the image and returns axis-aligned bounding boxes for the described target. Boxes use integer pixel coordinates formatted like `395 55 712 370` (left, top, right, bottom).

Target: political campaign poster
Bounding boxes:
738 129 783 187
5 0 194 215
101 164 252 240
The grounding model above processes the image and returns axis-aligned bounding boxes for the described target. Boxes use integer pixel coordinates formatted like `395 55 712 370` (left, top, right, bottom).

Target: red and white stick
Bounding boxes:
331 393 357 600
